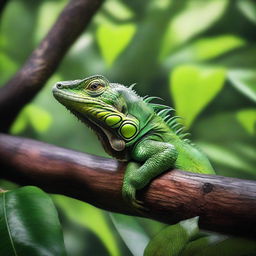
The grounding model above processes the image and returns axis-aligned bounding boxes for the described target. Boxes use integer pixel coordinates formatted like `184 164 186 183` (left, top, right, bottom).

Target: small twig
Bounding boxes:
0 133 255 238
0 0 104 132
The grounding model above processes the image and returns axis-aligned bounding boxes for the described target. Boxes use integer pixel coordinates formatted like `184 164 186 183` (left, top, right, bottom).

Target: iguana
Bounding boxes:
52 75 215 209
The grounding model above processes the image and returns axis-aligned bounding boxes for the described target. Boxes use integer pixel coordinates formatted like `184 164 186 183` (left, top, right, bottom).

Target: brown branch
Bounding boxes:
0 134 255 238
0 0 104 132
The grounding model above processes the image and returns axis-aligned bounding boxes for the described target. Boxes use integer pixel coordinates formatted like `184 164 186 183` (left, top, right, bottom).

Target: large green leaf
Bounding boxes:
96 23 136 67
170 65 226 128
110 213 150 256
0 186 66 256
160 0 228 59
144 217 199 256
165 35 245 66
53 195 120 256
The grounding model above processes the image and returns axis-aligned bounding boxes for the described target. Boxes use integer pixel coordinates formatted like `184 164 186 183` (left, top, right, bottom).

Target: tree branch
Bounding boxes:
0 133 255 238
0 0 104 132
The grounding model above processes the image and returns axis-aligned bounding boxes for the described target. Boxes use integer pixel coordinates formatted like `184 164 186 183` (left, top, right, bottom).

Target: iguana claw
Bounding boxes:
122 182 148 212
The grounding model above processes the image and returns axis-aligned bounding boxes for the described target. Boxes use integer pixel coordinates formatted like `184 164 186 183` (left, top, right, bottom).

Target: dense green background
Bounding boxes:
1 0 256 255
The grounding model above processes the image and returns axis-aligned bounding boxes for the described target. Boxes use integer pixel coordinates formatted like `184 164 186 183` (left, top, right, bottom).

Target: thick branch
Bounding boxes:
0 0 104 132
0 134 255 238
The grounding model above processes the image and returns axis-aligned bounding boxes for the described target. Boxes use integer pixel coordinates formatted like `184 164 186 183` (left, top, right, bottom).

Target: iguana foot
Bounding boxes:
122 182 148 212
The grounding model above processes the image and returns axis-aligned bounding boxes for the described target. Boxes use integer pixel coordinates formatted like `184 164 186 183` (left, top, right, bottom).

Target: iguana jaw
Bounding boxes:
53 87 127 153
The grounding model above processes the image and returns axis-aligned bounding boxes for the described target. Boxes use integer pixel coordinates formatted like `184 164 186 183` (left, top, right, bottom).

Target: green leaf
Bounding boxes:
27 105 52 133
181 234 226 256
170 65 226 128
228 69 256 102
103 0 134 20
53 195 120 256
165 35 245 67
144 217 199 256
193 35 245 61
110 213 150 256
237 0 256 24
236 109 256 135
10 104 52 134
10 114 27 134
0 186 66 256
160 0 228 59
96 23 136 67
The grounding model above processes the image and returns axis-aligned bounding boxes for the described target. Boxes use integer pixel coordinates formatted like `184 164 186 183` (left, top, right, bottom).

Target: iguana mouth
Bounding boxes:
53 89 122 114
53 89 105 107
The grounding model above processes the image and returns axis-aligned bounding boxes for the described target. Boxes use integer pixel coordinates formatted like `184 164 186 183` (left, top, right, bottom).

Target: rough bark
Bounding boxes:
0 0 104 132
0 134 255 238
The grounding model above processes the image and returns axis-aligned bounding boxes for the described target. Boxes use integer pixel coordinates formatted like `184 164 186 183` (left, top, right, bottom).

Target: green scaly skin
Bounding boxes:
52 75 215 210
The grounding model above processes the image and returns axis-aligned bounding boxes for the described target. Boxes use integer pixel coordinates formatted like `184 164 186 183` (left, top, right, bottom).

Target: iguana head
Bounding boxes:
52 75 140 160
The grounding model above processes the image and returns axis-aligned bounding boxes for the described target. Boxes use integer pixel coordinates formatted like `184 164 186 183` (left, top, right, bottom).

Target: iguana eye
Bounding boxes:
88 82 104 91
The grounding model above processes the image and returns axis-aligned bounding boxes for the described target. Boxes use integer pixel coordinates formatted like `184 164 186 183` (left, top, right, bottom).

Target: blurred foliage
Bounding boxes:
144 217 256 256
0 0 256 255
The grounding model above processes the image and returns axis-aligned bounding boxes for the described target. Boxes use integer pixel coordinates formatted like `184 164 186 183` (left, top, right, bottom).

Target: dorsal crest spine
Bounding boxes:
143 96 190 141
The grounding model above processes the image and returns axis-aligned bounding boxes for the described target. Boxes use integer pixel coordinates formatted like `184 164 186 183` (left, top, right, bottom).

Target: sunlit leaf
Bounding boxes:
237 0 256 24
170 65 226 128
26 105 52 133
53 195 120 256
194 35 245 60
110 213 150 256
165 35 245 66
96 23 136 67
10 104 52 134
0 186 66 256
160 0 228 59
103 0 134 20
10 114 27 134
236 109 256 135
228 69 256 102
144 217 199 256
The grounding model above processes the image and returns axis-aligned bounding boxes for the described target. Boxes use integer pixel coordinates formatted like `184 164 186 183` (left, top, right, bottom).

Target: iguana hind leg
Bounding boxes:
122 139 177 210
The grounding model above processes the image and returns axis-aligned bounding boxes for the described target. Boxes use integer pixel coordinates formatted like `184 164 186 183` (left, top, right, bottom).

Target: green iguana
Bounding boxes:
52 75 215 209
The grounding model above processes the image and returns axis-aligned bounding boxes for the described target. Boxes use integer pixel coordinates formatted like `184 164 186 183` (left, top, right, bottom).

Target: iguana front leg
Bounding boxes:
122 139 178 209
